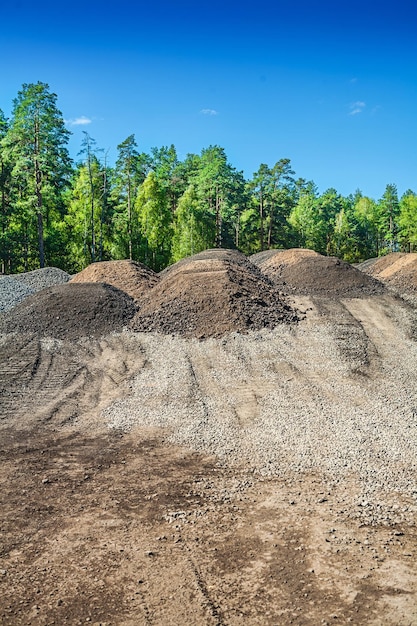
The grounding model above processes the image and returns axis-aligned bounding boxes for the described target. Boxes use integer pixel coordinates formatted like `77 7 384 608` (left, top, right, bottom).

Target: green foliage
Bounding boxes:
112 134 148 260
1 82 72 268
1 82 414 274
64 158 113 272
377 184 400 253
171 184 212 261
399 192 417 251
135 172 172 270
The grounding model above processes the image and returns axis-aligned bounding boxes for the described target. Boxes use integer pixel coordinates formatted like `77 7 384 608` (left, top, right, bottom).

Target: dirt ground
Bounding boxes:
0 324 416 626
0 424 416 626
1 250 417 625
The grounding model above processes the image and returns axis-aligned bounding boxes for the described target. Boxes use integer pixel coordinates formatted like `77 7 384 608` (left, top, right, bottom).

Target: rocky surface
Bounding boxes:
1 248 417 625
0 267 70 313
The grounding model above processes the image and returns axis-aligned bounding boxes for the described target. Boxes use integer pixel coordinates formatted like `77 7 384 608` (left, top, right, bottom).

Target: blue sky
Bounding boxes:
1 0 417 199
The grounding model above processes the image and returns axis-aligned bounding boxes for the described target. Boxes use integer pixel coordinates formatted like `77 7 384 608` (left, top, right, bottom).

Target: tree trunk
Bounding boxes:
259 189 264 251
128 176 132 260
267 204 274 249
37 211 45 268
215 187 222 248
34 118 45 268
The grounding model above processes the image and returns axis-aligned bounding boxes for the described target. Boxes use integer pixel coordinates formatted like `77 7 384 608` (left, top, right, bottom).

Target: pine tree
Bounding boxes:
2 82 72 268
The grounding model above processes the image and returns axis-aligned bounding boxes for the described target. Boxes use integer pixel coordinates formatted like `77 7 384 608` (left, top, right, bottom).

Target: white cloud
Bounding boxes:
349 101 366 115
200 108 218 116
65 116 92 126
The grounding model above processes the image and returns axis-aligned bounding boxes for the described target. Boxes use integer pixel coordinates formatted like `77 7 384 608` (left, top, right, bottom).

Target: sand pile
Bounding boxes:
70 260 158 301
254 248 385 296
359 252 417 292
132 249 298 338
0 283 136 340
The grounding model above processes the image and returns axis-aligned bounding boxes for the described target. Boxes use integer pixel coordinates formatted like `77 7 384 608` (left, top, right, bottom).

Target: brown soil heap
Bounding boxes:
250 247 319 267
132 249 298 338
70 260 159 301
360 252 417 292
254 248 385 297
0 283 136 340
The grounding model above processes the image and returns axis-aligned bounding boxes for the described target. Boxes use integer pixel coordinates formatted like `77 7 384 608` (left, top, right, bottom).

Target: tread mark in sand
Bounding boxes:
136 588 152 625
179 538 226 626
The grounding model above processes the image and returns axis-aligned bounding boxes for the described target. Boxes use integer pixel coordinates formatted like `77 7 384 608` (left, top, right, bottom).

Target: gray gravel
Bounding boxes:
103 293 417 525
0 267 71 313
0 277 35 313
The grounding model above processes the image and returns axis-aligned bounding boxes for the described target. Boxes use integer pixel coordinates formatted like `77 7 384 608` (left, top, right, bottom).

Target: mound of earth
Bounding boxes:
0 283 136 340
256 248 385 296
250 247 318 267
132 249 298 338
70 260 158 300
360 252 417 293
159 248 250 277
360 252 407 278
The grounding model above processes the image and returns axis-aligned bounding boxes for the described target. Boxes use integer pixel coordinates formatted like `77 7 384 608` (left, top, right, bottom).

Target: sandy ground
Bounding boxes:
1 292 417 625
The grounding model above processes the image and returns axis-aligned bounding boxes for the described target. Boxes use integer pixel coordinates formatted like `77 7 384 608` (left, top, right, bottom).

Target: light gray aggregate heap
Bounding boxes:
103 294 417 525
0 267 71 313
13 267 71 291
0 276 34 313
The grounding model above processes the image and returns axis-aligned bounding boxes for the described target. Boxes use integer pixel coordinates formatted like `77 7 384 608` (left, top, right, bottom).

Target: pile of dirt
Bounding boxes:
255 248 385 296
159 248 251 277
132 249 298 338
359 252 417 292
70 260 158 301
0 283 136 340
250 247 317 267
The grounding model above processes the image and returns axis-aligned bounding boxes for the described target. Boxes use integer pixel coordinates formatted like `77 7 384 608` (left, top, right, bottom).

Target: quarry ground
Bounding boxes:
1 290 417 625
0 425 416 626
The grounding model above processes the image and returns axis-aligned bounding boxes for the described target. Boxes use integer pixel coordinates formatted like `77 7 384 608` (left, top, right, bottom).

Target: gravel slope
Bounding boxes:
104 293 417 526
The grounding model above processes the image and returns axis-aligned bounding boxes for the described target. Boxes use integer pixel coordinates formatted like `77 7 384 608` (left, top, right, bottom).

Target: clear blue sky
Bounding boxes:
2 0 417 199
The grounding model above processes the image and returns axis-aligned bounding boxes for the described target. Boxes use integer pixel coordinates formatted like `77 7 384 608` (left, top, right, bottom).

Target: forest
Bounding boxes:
1 81 416 274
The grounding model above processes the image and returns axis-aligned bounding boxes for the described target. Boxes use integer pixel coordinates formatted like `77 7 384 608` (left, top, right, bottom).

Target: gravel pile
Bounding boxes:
13 267 71 291
0 277 34 313
0 267 71 313
0 282 136 340
132 249 298 338
104 293 417 525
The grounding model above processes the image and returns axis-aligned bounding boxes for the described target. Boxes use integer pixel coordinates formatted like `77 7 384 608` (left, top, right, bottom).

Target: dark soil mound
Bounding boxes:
257 249 385 297
132 249 298 339
70 260 158 301
0 283 136 340
359 253 417 293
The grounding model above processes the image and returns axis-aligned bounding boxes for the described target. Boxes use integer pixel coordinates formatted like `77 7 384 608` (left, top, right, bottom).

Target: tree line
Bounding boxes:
1 82 416 274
